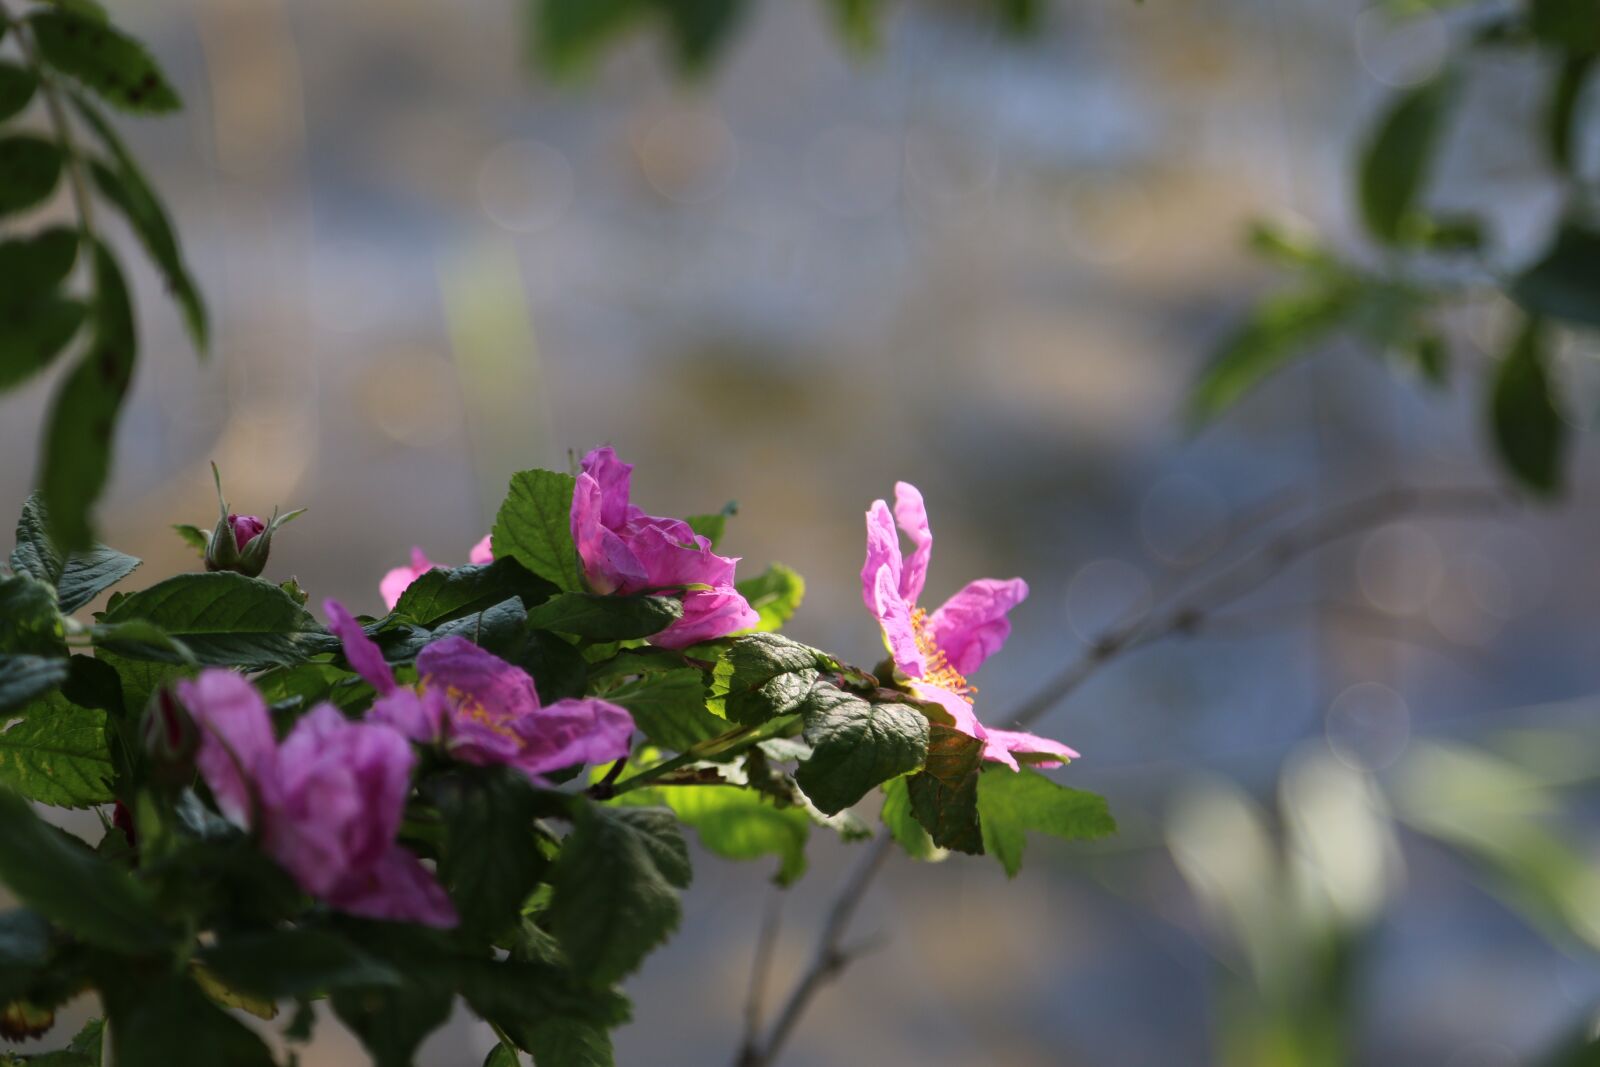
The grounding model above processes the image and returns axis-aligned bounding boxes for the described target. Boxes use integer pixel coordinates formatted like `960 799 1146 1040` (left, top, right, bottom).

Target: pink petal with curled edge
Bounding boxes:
892 482 933 606
468 535 493 565
926 577 1029 677
508 697 635 780
324 599 397 694
178 670 278 830
572 472 647 594
981 728 1079 770
379 547 435 611
873 565 924 679
323 846 459 928
909 680 989 743
860 500 902 615
580 446 636 530
655 589 759 649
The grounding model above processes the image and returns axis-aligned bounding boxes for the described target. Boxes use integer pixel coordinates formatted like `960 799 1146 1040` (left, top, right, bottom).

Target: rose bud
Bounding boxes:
140 687 198 784
200 463 305 578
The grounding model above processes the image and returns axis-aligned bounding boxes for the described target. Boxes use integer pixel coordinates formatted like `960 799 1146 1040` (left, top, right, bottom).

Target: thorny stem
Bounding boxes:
732 482 1512 1067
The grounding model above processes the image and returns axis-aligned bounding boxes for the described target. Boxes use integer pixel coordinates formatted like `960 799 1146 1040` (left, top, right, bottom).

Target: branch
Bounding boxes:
732 482 1513 1067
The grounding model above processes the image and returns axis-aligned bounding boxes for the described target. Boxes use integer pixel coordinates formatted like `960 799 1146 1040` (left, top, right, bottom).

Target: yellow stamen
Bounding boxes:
910 607 976 702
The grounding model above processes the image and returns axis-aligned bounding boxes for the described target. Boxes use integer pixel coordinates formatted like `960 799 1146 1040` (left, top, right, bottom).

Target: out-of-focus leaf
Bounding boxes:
0 228 77 297
0 62 37 121
26 11 180 113
1548 55 1595 173
1511 223 1600 328
660 0 751 71
0 575 65 659
1488 317 1566 497
105 974 275 1067
1189 283 1354 422
1530 0 1600 54
0 135 63 218
735 563 805 633
531 0 645 73
1358 69 1457 243
823 0 887 51
0 656 69 716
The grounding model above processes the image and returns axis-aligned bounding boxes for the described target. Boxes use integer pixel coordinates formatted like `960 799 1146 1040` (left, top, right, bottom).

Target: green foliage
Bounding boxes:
197 928 403 1000
976 765 1115 877
1488 318 1566 497
0 655 70 716
594 664 725 752
906 725 985 855
428 767 549 939
880 774 939 860
736 563 805 633
11 494 140 613
99 571 323 668
0 135 61 216
0 62 37 121
103 972 275 1067
0 575 66 658
708 632 833 725
391 557 552 626
531 0 752 75
1512 224 1600 329
493 469 586 592
0 687 114 808
620 780 810 884
525 591 683 640
547 801 689 985
1357 69 1457 243
1189 283 1356 421
794 687 928 815
26 11 179 113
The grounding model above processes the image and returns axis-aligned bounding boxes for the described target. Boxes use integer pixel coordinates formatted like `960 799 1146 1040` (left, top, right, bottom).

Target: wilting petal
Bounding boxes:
507 697 635 780
627 524 737 590
380 547 435 611
860 500 903 615
572 472 647 594
324 599 397 694
468 535 493 565
580 446 636 530
418 637 541 721
178 670 278 829
892 482 933 605
927 577 1029 677
657 589 760 649
872 565 924 678
323 846 458 928
981 728 1079 770
909 680 989 743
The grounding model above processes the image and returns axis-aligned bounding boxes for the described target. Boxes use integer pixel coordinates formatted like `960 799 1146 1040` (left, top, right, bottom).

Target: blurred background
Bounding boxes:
4 0 1600 1063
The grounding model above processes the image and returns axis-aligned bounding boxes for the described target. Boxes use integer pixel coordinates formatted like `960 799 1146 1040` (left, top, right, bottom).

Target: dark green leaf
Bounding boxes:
38 243 135 551
485 1045 519 1067
27 12 180 113
0 788 171 952
1512 224 1600 328
0 62 37 122
532 0 646 74
68 1017 104 1065
172 523 208 555
880 774 938 860
391 556 553 626
0 687 114 807
0 655 69 715
0 227 78 297
199 928 402 1000
100 571 322 668
1530 0 1600 53
735 563 805 633
12 495 140 612
525 591 682 640
708 633 832 726
906 725 985 855
1488 317 1567 497
0 135 62 218
597 667 723 752
517 1019 614 1067
794 688 927 816
432 596 530 658
93 649 189 719
515 630 588 703
1188 283 1354 422
493 469 584 592
0 909 53 1003
0 575 65 658
661 0 751 71
330 983 453 1067
547 801 686 985
976 765 1115 878
1358 69 1456 243
1549 55 1595 173
104 974 275 1067
429 768 547 939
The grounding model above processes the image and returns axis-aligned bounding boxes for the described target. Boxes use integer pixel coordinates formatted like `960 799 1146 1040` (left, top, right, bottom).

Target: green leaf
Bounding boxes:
516 630 588 703
172 523 208 555
27 12 180 113
794 688 928 816
0 293 89 392
433 596 531 658
621 782 810 885
1358 69 1456 243
100 571 322 668
0 62 37 122
708 633 832 726
976 765 1115 878
0 228 77 297
38 243 135 551
198 928 402 1000
104 974 275 1067
0 655 70 716
390 557 554 627
824 0 887 51
596 667 724 752
1530 0 1600 53
735 563 805 633
880 775 939 860
1188 283 1354 422
525 591 682 640
515 1017 615 1066
330 982 453 1067
0 575 65 658
0 687 114 807
547 801 687 985
532 0 646 74
484 1045 520 1067
0 788 171 952
429 767 547 940
1548 55 1595 174
12 493 143 613
1511 224 1600 329
1488 318 1567 497
66 1017 103 1065
93 649 189 719
905 725 985 855
0 135 62 218
493 469 584 592
661 0 751 71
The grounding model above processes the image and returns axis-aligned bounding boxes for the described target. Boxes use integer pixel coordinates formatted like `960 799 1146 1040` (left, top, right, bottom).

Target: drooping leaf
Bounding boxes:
0 293 85 394
1358 69 1457 243
0 687 114 808
100 571 322 668
906 725 985 855
1512 223 1600 329
0 228 77 297
198 928 403 1000
428 767 548 940
595 667 724 752
330 981 453 1067
976 765 1116 878
493 469 584 592
0 135 62 218
547 801 687 985
0 62 36 121
1188 283 1354 422
484 1045 520 1067
0 655 70 716
525 591 682 640
708 633 833 726
26 11 180 113
103 973 276 1067
0 788 171 953
38 243 135 551
794 688 927 816
1488 317 1567 497
735 563 805 633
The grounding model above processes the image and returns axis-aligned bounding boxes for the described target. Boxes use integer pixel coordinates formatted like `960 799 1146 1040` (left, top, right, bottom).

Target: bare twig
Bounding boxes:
731 482 1512 1067
735 894 785 1067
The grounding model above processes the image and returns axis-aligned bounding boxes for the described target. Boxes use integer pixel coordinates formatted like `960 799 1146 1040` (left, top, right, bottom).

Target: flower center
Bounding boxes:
441 684 520 740
910 607 975 701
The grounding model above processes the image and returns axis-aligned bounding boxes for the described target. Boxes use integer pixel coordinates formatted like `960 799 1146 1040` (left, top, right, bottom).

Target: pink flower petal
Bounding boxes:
324 599 397 695
468 535 494 565
178 670 278 830
872 565 924 679
379 547 436 611
580 446 636 530
418 636 541 722
655 590 760 649
323 846 458 929
892 482 933 606
909 680 989 743
507 697 635 780
982 728 1079 769
927 577 1029 677
860 500 903 615
572 472 647 594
